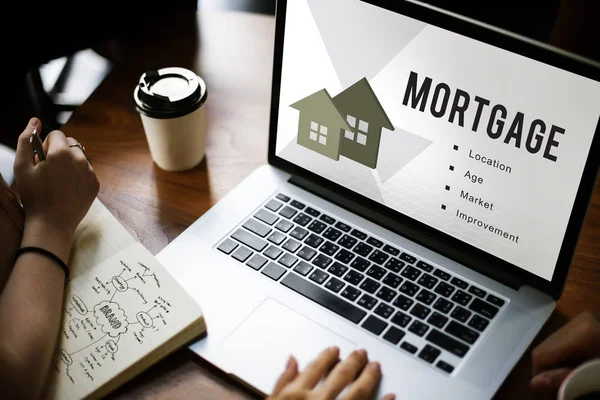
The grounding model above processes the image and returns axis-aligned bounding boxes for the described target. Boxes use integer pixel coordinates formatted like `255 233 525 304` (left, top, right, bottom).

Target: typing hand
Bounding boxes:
267 347 395 400
530 311 600 399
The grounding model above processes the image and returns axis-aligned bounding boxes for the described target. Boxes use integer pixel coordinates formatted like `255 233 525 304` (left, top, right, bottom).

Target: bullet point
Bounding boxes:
441 205 446 210
453 145 459 151
445 185 450 191
449 165 454 171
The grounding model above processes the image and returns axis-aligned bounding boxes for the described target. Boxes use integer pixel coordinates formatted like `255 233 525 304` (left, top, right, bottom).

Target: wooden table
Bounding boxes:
60 10 600 400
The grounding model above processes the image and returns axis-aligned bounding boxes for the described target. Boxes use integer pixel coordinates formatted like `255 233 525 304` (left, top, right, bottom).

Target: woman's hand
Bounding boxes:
268 347 395 400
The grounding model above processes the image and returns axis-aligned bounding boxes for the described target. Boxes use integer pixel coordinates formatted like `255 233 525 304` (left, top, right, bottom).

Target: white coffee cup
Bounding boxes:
134 67 208 172
558 358 600 400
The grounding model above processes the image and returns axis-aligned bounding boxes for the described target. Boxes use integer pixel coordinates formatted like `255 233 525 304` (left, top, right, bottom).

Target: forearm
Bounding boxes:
0 220 72 399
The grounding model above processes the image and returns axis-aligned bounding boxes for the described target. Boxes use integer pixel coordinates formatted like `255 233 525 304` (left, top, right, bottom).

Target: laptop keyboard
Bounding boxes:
216 193 507 374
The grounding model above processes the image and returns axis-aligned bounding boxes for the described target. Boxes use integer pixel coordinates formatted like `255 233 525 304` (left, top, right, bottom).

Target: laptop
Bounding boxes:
158 0 600 398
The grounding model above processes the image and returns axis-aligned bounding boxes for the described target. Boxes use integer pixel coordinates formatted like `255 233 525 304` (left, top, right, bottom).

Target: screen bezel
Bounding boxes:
267 0 600 299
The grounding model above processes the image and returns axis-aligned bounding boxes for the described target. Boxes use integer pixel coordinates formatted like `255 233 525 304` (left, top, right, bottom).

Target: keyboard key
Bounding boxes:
409 320 429 337
384 258 405 273
445 321 479 344
217 238 238 254
275 219 293 233
268 231 287 245
416 289 437 306
298 246 317 261
357 294 378 310
243 218 272 237
400 342 418 354
353 242 373 257
312 254 332 269
383 272 402 289
232 246 253 262
304 233 324 248
290 200 305 210
393 294 414 311
400 252 417 264
265 199 283 212
279 206 297 219
418 344 440 363
451 306 471 323
231 229 268 252
433 269 451 281
323 227 342 242
247 254 268 270
350 257 370 272
290 227 309 240
468 285 487 298
366 237 383 248
416 260 434 272
428 312 449 329
376 286 397 303
264 245 283 260
360 278 381 294
367 265 387 280
304 207 320 217
325 277 345 293
339 235 358 249
335 249 355 264
469 298 499 319
262 262 286 281
468 314 490 332
426 329 470 358
307 220 327 234
328 262 348 277
434 281 455 298
433 298 454 314
344 270 364 285
309 269 329 284
399 281 419 297
436 360 455 374
486 294 505 307
383 327 405 344
341 286 362 301
410 303 431 320
335 222 352 232
374 303 395 319
451 290 473 306
282 238 301 253
320 241 340 256
278 253 298 268
362 315 388 335
255 209 279 225
281 273 366 324
294 261 313 276
368 250 389 265
382 245 400 256
451 277 469 289
320 214 336 225
350 229 368 240
276 193 290 202
417 274 438 289
391 311 412 328
293 213 312 227
401 265 421 281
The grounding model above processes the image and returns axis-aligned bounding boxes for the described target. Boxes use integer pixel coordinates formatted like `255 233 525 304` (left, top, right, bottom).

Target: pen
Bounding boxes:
30 128 46 162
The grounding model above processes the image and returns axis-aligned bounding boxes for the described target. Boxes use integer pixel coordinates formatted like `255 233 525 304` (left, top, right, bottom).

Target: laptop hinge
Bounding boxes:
289 175 525 291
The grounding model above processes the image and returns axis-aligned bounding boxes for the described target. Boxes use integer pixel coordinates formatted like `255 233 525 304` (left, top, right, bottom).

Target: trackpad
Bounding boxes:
218 298 357 395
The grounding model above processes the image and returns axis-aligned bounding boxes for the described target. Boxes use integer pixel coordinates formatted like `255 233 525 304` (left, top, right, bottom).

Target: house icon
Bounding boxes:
290 78 395 169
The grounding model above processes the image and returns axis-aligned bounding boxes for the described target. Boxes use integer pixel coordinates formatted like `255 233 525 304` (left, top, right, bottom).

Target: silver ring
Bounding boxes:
69 143 91 164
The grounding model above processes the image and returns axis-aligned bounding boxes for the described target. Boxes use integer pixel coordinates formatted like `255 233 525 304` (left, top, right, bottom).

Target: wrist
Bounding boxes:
21 217 74 265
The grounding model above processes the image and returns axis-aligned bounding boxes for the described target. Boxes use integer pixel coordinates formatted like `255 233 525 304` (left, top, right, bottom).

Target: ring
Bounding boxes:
69 143 92 164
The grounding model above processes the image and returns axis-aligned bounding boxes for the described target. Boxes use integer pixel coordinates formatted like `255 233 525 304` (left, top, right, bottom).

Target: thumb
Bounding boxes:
14 118 40 172
530 368 572 399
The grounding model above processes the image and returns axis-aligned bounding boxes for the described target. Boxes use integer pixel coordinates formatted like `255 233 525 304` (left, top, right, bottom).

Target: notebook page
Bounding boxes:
45 242 204 400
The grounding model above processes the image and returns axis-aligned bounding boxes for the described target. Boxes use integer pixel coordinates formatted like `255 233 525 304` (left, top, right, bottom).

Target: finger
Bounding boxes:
318 349 368 399
271 356 299 396
381 394 396 400
293 347 340 389
341 362 382 400
532 312 600 375
66 137 89 164
45 130 69 155
530 368 572 399
14 118 40 171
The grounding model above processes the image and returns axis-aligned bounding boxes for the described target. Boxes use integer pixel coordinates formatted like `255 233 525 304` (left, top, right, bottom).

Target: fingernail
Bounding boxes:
29 118 39 128
286 356 295 370
530 374 551 386
356 348 368 358
370 362 381 373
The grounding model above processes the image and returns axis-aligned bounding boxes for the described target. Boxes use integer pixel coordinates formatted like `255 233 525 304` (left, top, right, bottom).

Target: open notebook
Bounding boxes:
44 199 206 400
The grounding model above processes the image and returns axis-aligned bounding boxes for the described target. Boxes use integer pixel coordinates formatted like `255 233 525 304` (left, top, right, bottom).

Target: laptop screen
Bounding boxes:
274 0 600 281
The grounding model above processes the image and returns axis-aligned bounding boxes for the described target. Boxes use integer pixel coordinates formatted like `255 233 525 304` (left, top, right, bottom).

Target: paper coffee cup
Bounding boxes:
558 358 600 400
134 67 208 172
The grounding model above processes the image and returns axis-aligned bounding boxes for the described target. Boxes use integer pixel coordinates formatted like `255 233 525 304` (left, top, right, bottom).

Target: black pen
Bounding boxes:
30 128 46 162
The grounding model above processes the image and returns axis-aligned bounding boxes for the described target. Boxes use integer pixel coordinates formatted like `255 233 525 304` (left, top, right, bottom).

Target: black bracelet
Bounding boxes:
15 247 70 280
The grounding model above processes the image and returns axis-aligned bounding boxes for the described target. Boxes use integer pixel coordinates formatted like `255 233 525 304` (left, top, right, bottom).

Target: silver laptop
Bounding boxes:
158 0 600 398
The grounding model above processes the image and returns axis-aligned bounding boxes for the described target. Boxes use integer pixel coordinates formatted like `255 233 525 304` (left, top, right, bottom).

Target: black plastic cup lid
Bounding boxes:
134 67 207 119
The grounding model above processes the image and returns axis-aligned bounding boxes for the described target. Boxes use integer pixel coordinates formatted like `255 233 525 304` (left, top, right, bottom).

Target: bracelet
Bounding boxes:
15 247 70 280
